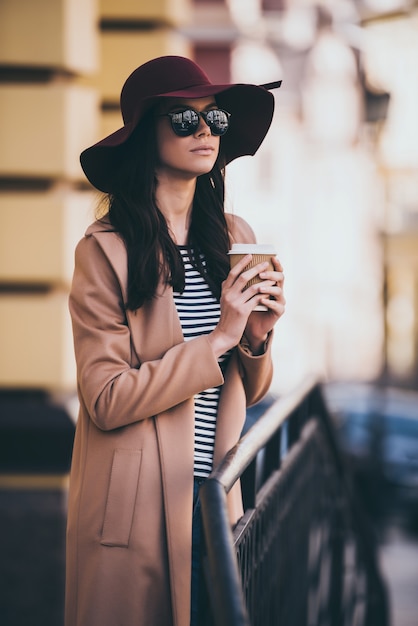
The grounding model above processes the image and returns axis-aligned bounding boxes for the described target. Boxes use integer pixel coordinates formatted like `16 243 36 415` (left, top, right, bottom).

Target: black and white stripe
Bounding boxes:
173 246 231 478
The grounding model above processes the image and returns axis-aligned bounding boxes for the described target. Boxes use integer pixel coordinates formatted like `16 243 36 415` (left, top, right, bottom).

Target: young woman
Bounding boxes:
65 55 285 626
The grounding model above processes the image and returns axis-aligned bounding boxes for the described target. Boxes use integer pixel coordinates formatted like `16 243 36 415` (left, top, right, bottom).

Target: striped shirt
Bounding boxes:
173 246 231 478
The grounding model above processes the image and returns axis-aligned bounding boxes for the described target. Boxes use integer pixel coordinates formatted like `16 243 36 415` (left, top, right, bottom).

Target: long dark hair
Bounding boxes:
106 110 231 311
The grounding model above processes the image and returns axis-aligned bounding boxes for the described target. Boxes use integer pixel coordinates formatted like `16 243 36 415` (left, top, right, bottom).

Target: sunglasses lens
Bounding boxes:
167 109 230 136
170 110 199 136
204 110 230 136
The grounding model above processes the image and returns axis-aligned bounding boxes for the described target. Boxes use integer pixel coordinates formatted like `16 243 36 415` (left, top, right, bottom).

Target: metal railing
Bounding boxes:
200 378 390 626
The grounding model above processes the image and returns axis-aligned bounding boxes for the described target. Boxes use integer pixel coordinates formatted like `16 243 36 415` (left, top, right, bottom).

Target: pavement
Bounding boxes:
379 523 418 626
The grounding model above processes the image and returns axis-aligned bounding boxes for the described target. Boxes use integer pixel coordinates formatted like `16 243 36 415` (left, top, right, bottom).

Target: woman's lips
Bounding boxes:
190 145 215 155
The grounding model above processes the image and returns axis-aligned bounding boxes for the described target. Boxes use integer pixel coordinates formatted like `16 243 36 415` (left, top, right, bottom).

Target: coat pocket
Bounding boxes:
101 448 142 547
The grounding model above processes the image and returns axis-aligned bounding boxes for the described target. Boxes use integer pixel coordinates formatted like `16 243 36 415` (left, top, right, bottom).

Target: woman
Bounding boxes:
65 55 285 626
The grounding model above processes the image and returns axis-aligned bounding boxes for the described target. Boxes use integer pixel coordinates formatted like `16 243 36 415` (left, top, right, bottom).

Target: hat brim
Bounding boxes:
80 83 278 193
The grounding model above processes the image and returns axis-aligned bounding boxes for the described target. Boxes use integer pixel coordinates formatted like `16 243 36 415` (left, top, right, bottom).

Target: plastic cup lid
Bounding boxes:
228 243 276 254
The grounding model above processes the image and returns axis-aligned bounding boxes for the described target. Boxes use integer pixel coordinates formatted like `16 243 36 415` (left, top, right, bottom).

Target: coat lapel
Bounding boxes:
92 228 184 359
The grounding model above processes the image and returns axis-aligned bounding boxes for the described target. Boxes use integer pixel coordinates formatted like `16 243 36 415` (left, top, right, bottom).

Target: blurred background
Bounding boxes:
0 0 417 624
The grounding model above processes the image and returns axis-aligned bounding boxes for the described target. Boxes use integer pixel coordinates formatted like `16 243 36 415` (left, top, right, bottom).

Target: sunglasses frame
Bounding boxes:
159 107 231 137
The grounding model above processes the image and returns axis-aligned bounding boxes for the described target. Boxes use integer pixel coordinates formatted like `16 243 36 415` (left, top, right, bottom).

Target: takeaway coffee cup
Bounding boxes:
228 243 276 311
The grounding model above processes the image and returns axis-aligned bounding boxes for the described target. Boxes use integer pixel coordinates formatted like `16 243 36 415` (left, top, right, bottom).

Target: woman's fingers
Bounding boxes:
259 258 284 284
224 254 252 285
229 256 284 289
271 256 284 273
240 282 281 311
213 253 286 356
224 254 270 290
222 253 285 314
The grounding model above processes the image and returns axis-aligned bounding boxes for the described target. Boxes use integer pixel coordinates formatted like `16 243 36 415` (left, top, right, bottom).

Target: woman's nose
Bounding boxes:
195 115 211 136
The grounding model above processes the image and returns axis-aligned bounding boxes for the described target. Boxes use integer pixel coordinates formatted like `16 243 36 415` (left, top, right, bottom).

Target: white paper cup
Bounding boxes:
228 243 276 311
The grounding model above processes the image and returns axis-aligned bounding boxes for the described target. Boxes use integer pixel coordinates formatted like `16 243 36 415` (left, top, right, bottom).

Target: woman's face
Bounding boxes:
155 97 221 180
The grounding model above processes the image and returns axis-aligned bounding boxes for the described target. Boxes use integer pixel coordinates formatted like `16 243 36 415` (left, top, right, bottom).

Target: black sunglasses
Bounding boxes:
160 108 231 137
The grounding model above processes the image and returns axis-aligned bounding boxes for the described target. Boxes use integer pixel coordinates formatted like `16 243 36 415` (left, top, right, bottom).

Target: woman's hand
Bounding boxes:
244 256 286 354
207 254 285 358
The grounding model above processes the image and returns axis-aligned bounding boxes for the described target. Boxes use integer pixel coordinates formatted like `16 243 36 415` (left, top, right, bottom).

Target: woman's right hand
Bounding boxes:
207 254 273 358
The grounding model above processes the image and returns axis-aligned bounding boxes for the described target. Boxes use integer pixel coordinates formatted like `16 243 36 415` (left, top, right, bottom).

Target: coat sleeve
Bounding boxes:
226 212 274 407
69 235 224 431
237 334 273 406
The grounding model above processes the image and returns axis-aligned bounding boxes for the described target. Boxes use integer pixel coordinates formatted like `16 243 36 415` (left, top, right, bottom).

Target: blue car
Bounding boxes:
323 382 418 529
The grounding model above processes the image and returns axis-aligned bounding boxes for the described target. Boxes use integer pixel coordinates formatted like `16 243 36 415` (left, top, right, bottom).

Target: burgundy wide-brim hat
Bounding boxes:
80 55 282 193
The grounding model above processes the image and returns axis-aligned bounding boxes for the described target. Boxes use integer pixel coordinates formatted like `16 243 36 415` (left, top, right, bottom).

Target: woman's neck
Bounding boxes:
156 176 196 245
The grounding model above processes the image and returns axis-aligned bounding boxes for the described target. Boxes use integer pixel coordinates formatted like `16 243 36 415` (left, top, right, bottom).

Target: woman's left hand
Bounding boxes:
244 256 286 354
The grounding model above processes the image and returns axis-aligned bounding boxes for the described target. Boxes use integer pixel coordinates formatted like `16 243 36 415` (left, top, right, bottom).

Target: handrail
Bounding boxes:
200 378 390 626
209 376 316 492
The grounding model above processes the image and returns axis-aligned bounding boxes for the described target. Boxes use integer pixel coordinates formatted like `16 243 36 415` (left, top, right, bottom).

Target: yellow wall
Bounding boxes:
0 0 192 391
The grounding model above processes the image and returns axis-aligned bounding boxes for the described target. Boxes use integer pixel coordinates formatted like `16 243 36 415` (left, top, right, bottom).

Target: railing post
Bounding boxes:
200 478 251 626
262 428 282 481
241 458 257 510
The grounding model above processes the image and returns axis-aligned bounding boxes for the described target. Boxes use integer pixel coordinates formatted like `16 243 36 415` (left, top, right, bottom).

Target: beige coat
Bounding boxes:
65 213 273 626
